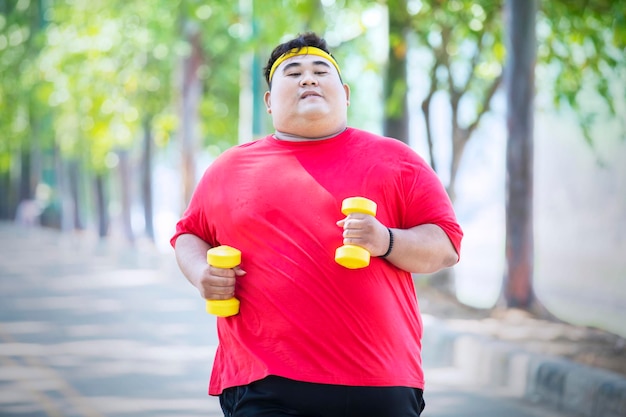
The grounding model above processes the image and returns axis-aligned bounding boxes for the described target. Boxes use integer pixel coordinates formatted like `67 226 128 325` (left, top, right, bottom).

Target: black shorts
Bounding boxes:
219 375 425 417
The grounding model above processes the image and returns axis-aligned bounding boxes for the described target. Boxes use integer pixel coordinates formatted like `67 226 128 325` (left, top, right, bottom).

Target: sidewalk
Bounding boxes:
0 222 223 416
422 310 626 417
1 222 625 417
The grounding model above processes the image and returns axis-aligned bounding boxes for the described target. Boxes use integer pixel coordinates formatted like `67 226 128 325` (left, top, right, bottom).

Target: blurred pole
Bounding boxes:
501 0 537 309
142 116 155 241
238 0 253 144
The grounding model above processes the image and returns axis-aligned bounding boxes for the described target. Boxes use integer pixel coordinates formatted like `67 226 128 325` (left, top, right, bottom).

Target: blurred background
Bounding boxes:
1 0 625 337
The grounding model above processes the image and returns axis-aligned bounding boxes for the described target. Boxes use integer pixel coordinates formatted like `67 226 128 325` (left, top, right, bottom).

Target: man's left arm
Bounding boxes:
381 224 459 274
338 215 459 274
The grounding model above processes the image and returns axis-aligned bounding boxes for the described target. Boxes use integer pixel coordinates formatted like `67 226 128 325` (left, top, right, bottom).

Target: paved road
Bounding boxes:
0 223 569 417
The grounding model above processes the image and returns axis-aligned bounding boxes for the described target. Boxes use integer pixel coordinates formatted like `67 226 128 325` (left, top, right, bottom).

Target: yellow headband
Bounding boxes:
268 46 341 82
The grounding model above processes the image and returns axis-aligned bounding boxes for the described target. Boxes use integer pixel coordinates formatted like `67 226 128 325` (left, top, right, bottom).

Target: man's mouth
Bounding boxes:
301 91 322 99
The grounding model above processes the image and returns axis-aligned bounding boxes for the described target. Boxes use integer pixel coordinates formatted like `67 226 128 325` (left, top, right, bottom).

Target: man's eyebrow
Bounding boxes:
282 60 332 73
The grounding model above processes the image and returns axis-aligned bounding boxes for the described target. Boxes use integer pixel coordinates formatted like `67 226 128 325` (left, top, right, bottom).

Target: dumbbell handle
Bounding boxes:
335 197 377 269
206 245 241 317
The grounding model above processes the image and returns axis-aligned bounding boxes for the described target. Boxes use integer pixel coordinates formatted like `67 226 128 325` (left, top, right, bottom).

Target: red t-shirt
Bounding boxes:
171 128 462 395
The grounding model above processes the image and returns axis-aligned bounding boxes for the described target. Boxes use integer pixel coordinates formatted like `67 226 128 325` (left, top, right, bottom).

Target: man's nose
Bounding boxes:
300 72 319 85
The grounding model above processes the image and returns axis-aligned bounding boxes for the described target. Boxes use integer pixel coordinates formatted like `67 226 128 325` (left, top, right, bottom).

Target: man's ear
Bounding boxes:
344 84 351 106
264 91 272 113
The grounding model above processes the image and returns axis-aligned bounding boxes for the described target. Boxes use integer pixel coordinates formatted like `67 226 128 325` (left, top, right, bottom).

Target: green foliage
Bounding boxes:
538 0 626 145
36 0 180 171
409 0 505 128
0 0 49 167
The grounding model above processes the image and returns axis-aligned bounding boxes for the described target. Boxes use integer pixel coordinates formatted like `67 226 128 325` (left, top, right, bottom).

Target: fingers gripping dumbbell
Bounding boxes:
206 245 241 317
335 197 378 269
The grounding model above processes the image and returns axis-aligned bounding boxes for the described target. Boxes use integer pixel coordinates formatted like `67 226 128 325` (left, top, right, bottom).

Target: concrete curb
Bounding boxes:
422 315 626 417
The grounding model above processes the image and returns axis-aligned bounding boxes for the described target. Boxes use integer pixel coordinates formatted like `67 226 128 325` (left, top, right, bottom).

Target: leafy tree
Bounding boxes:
537 0 626 147
0 0 51 220
369 0 505 294
373 0 625 310
500 0 626 311
3 0 623 275
35 0 179 238
406 0 504 202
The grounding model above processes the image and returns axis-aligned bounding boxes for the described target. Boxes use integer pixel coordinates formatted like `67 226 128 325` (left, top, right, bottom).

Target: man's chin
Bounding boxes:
296 104 331 117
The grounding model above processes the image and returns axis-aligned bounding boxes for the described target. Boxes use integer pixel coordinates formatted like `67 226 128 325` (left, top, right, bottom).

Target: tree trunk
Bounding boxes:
447 127 470 203
68 160 84 230
179 23 204 208
118 149 134 243
141 116 154 241
384 1 410 144
94 173 109 238
421 95 437 173
500 0 540 311
54 145 73 231
0 172 15 219
19 149 33 202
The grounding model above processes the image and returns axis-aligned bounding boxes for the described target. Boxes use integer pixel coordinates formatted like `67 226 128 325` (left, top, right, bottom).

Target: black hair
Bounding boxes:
263 32 340 88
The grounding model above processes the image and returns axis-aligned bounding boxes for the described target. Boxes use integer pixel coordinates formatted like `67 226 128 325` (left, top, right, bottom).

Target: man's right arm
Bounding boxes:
174 233 241 300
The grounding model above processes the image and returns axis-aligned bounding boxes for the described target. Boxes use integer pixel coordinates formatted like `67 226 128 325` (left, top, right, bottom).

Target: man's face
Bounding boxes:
264 54 350 138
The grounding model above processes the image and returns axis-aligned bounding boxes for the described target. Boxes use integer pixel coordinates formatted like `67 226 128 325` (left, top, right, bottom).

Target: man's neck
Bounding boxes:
273 127 347 142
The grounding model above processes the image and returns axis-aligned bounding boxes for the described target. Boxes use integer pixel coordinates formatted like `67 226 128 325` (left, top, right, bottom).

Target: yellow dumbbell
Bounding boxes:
206 245 241 317
335 197 378 269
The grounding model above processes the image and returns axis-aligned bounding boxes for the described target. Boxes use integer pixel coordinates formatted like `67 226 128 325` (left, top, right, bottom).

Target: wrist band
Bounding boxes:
380 228 394 258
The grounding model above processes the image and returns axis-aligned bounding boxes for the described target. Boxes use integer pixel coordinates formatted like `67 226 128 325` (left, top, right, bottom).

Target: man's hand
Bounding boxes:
174 233 246 301
336 213 390 257
198 264 246 300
